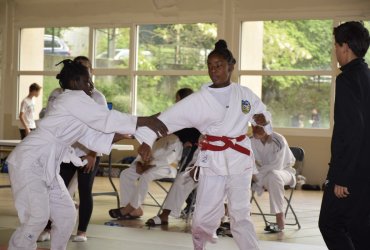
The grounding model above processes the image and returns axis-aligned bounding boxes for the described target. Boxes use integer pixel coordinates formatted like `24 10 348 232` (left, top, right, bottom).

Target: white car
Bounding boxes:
97 49 152 60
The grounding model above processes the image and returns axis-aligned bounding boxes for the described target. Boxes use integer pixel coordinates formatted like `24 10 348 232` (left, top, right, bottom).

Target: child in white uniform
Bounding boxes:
251 125 296 232
135 40 271 250
109 134 182 219
6 59 167 250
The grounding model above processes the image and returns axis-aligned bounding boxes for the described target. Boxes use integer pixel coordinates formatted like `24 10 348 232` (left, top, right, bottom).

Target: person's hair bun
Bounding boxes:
215 39 228 50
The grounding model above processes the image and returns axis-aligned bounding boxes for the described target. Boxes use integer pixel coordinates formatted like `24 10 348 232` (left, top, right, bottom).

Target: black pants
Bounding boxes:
19 128 35 139
319 180 370 250
46 157 100 232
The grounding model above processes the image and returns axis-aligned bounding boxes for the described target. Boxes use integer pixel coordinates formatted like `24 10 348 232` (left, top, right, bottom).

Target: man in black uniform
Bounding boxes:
319 21 370 250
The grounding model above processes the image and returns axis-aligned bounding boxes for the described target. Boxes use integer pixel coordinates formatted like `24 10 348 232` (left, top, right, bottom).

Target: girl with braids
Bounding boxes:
38 56 113 243
135 40 271 250
6 59 167 250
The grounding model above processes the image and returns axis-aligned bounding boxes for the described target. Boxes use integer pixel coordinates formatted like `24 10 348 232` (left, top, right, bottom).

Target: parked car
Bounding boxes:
96 48 152 60
44 34 70 56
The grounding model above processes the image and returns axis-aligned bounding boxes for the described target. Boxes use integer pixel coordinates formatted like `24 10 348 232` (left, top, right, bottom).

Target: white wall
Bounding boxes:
1 0 369 185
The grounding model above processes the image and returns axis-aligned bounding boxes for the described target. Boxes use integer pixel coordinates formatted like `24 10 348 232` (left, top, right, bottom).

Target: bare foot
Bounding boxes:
276 212 285 230
120 204 135 215
130 207 144 217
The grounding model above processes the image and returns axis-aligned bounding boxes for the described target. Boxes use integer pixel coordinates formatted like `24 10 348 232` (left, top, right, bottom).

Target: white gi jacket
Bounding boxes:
136 134 183 168
135 83 271 176
46 88 108 157
7 90 137 188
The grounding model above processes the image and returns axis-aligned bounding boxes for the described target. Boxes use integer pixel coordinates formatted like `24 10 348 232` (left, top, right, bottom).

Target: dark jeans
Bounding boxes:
46 157 100 232
19 128 35 139
319 180 370 250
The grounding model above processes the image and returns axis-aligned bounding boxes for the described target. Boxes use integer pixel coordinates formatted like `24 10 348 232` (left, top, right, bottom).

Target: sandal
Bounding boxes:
264 223 283 233
109 208 125 219
145 216 168 226
118 214 140 220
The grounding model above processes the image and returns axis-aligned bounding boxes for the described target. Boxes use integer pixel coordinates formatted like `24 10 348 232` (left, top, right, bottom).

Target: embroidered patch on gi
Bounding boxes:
201 154 208 164
241 100 251 114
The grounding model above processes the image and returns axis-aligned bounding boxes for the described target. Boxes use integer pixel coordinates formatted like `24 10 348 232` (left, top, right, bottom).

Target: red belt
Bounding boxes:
199 134 250 156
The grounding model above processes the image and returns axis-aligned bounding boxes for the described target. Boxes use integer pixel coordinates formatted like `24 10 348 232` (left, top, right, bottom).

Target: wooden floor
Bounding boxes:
0 173 327 249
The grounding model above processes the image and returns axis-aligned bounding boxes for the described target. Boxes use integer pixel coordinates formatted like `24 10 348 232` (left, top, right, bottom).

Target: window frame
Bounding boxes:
234 18 339 137
14 20 219 120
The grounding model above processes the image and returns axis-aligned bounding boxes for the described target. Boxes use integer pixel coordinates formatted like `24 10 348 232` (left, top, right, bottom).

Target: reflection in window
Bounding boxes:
137 75 210 115
138 23 217 70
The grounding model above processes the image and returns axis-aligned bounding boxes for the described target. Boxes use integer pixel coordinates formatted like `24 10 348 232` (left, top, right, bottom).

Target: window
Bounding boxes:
17 23 217 117
94 28 130 69
137 75 210 115
240 20 333 129
135 23 217 115
18 27 89 117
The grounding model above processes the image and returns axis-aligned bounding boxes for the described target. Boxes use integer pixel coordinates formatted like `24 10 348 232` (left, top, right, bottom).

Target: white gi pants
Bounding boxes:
192 170 259 250
120 165 176 209
261 169 295 214
163 173 198 217
8 164 77 250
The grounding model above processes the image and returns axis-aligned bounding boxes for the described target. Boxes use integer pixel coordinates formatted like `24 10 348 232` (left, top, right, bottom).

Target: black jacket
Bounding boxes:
328 58 370 186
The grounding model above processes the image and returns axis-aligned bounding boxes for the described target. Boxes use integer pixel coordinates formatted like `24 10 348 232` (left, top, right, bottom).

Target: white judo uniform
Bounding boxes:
120 134 183 209
6 89 137 250
251 132 296 214
46 88 108 196
135 83 272 250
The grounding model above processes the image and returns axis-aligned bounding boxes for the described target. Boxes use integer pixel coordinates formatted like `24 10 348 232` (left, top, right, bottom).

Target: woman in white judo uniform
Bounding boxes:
38 56 113 243
6 59 167 250
135 40 272 250
109 134 183 219
250 125 296 232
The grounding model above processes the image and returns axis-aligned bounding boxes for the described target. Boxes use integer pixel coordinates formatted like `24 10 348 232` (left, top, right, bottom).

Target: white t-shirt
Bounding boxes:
19 97 36 129
207 84 232 108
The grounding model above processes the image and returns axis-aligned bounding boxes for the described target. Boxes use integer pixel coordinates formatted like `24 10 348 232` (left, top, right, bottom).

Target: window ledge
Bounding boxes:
274 127 332 137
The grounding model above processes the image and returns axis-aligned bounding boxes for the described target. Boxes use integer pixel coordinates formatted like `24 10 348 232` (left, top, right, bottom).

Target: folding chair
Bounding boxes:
143 146 193 211
251 146 304 230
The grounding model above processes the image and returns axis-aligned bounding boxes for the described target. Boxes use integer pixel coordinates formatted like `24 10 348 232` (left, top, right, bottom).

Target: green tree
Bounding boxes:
262 20 333 128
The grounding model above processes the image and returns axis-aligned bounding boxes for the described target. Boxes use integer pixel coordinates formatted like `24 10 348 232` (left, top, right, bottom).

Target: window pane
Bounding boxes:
42 76 60 108
94 28 130 69
241 20 332 70
20 27 89 71
241 75 331 128
94 76 131 113
364 21 370 66
137 75 210 115
138 23 217 70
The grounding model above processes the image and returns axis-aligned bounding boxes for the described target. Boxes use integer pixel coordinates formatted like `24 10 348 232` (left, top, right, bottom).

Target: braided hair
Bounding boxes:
208 39 236 65
55 59 90 90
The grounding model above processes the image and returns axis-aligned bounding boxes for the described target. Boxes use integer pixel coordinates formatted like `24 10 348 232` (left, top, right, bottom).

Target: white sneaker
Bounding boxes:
37 231 50 242
72 235 87 242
